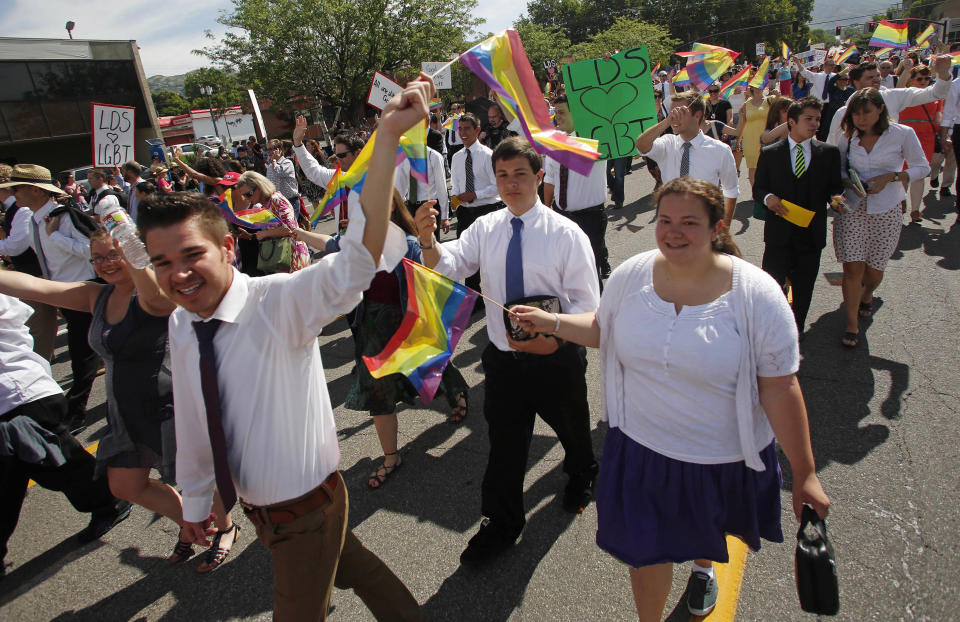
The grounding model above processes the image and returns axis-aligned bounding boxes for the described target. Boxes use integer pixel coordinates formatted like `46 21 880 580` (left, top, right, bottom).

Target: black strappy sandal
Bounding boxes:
169 528 194 563
368 451 402 489
197 523 240 574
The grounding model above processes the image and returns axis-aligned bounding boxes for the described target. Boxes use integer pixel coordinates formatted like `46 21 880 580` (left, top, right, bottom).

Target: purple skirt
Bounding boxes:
596 427 784 568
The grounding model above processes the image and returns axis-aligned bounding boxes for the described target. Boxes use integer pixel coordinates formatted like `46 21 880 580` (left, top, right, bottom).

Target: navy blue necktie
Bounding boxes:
505 217 524 302
193 319 237 513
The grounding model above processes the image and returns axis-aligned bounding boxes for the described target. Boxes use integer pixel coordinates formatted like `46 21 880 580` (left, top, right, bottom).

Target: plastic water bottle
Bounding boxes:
100 206 151 269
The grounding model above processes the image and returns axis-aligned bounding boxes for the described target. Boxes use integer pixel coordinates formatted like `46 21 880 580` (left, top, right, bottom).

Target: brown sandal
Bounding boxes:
197 523 240 574
368 452 402 489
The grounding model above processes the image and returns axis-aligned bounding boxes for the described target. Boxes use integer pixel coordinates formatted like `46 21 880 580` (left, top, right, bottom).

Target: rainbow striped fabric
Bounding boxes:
870 20 909 49
652 60 661 74
677 43 738 90
748 57 771 90
781 41 792 59
672 67 691 85
916 24 936 48
429 97 443 111
459 29 600 176
719 64 752 99
308 164 347 226
217 189 279 230
363 258 478 403
835 45 857 65
442 114 460 131
399 119 429 185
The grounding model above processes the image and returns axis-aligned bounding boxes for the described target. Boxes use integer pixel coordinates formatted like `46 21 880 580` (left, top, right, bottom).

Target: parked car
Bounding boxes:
196 135 223 147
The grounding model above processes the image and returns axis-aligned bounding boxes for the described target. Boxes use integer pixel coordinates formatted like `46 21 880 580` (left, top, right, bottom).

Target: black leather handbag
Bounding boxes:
794 505 839 616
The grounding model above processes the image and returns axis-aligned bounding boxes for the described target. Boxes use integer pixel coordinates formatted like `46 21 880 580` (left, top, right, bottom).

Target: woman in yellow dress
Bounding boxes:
732 86 770 185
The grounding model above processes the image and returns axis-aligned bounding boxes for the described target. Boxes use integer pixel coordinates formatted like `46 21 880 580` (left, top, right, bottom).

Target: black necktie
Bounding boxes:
558 165 569 211
821 75 829 100
464 149 475 194
193 319 237 513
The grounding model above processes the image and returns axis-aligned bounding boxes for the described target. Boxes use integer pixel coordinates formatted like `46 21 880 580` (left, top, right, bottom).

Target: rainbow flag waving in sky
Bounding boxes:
749 56 771 90
216 189 279 230
835 45 857 65
870 20 909 49
363 259 478 403
676 42 738 90
719 64 752 99
309 164 347 226
916 24 936 48
459 29 600 176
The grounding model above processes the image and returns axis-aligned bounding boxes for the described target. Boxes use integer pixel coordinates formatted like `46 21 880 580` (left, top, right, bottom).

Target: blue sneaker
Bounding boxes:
687 570 719 616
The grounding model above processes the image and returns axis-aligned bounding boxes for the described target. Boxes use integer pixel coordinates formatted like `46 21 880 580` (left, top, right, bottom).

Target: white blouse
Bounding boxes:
839 122 930 215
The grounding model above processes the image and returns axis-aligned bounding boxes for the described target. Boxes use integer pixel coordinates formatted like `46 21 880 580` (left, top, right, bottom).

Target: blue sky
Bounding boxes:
3 0 521 77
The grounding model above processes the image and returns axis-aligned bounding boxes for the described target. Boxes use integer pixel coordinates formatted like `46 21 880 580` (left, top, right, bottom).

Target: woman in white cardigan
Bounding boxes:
512 178 830 621
836 88 930 348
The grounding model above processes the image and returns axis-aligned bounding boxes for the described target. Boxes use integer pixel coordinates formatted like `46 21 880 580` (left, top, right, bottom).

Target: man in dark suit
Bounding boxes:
753 96 844 336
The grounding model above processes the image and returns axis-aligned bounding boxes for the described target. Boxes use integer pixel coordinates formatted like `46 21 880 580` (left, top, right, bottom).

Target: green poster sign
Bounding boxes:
561 47 657 160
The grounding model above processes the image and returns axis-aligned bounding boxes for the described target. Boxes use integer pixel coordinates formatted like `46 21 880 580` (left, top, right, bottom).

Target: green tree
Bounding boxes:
513 19 572 82
568 17 678 66
182 68 247 111
198 0 481 123
151 90 190 116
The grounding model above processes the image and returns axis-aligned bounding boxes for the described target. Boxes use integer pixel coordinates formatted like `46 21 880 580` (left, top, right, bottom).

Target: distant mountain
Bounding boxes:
812 0 890 28
147 74 187 95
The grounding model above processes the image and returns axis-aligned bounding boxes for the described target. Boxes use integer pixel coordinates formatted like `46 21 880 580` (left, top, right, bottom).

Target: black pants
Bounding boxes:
455 202 503 293
0 394 116 561
480 343 596 537
558 204 609 278
58 307 100 423
406 200 443 240
952 124 960 200
762 240 823 332
446 143 464 168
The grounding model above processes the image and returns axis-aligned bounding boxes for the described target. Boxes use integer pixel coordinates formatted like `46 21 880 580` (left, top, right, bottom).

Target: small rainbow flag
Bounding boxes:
363 258 478 403
309 164 347 226
719 64 752 99
748 56 771 90
429 97 443 111
442 114 460 131
672 67 691 85
216 189 279 230
870 20 909 49
459 29 600 175
835 45 857 65
652 60 661 74
807 37 813 48
916 24 936 48
875 47 893 58
781 41 792 59
399 119 429 185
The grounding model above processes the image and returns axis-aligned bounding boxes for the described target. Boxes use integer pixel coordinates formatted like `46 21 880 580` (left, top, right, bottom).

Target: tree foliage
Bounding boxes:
151 90 190 116
182 68 247 112
199 0 481 122
568 18 678 66
513 19 572 82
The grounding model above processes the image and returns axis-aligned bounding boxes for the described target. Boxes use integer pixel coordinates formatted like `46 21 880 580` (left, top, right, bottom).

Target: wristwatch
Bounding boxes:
893 171 901 182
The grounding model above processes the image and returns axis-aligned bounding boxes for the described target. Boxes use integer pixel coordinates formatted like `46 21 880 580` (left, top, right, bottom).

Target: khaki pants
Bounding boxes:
248 472 423 622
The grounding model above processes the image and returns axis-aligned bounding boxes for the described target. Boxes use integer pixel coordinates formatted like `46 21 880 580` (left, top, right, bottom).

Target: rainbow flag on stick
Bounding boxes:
719 64 752 99
875 47 893 58
677 43 738 90
217 189 280 230
672 67 691 85
309 164 347 226
652 60 661 74
870 20 909 49
749 56 771 90
459 29 600 176
782 41 792 59
399 119 429 185
835 45 857 65
363 258 478 403
442 114 461 131
429 97 443 111
916 24 936 48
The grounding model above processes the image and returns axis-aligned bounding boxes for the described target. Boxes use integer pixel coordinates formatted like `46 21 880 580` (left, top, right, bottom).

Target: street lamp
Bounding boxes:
65 21 75 39
200 85 221 143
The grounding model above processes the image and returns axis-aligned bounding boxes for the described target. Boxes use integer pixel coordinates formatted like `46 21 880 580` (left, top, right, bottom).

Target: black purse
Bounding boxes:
794 505 839 616
920 105 943 154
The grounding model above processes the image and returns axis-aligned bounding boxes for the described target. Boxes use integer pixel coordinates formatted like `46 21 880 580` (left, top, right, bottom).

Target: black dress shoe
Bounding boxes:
941 187 952 198
459 519 517 568
930 176 939 188
77 500 132 544
562 461 599 513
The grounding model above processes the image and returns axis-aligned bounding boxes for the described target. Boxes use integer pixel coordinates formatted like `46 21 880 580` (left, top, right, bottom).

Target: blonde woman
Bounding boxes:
233 171 310 272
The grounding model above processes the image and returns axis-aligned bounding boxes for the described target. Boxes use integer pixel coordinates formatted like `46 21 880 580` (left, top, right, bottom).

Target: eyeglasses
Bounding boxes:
335 152 350 159
708 90 719 94
241 190 255 198
90 252 122 265
915 76 931 82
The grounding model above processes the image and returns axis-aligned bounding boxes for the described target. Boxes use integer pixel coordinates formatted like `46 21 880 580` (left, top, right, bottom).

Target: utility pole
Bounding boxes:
201 85 221 142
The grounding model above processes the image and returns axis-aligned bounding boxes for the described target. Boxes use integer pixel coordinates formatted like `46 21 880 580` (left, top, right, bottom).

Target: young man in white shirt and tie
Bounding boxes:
140 77 434 622
415 137 601 568
636 92 740 226
543 95 611 280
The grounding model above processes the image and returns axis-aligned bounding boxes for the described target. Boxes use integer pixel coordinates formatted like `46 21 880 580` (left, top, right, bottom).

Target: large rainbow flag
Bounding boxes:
459 29 600 176
677 43 738 90
719 64 752 99
335 122 425 195
870 20 909 49
217 189 280 230
309 164 347 226
363 258 478 403
749 57 771 90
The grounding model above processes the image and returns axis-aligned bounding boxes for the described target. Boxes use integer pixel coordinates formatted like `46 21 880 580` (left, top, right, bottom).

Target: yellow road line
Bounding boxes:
27 441 99 489
693 535 749 622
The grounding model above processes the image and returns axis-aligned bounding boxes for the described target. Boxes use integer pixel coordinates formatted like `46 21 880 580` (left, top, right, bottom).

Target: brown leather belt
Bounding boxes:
241 471 338 525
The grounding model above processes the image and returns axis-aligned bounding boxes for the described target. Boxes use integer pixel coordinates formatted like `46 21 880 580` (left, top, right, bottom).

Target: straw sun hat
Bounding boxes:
0 164 66 195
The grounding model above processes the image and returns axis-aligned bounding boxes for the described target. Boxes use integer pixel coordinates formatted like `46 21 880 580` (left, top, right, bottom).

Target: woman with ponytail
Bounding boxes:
511 177 829 621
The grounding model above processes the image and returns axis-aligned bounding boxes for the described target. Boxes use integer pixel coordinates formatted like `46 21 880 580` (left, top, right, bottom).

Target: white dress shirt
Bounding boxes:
0 294 63 415
114 176 143 221
839 123 930 215
293 143 337 188
432 201 600 352
828 79 952 144
266 156 299 199
29 200 94 282
169 237 377 521
0 198 31 257
939 76 960 128
394 147 450 219
450 141 500 207
881 74 897 90
641 131 740 198
543 147 607 210
800 68 831 102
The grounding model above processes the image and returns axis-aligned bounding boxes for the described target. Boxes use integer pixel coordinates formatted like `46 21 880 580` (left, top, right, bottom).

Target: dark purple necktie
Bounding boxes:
193 319 236 512
558 164 569 211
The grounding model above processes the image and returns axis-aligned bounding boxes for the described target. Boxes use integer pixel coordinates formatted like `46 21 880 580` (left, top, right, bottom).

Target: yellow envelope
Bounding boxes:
780 199 816 228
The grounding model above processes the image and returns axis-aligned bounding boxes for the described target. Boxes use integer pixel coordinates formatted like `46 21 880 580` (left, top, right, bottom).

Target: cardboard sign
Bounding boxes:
811 43 826 50
796 49 828 68
248 89 267 140
367 71 402 110
422 62 452 89
561 46 657 160
756 42 766 56
543 59 558 78
91 103 135 167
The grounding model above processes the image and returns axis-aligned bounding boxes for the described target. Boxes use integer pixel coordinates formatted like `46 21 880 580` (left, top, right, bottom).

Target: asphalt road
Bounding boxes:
1 161 958 621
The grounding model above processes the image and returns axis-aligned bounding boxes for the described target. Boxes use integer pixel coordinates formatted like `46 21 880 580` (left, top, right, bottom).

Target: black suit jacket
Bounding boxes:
753 138 842 250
